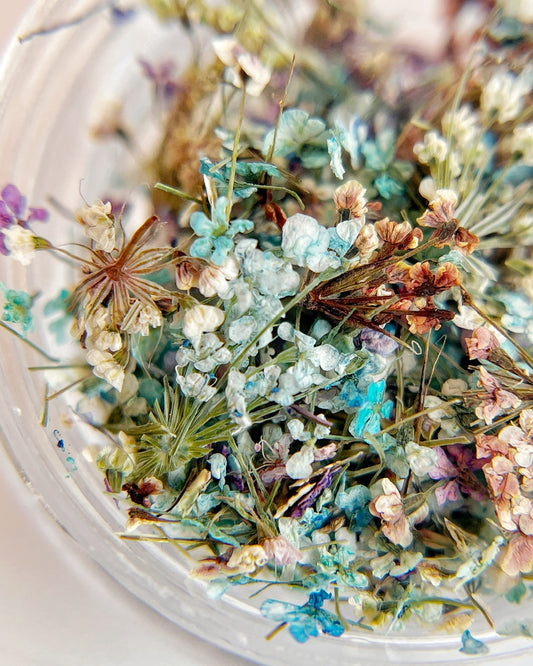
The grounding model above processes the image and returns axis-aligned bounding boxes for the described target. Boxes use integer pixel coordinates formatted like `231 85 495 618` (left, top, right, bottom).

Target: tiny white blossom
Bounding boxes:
442 105 480 147
419 176 438 201
481 69 528 124
405 441 438 478
86 348 125 391
183 304 224 342
285 444 315 479
497 0 533 23
441 378 469 396
121 300 163 336
453 304 485 329
2 226 37 265
76 200 116 252
413 131 461 178
512 123 533 165
212 38 271 96
281 213 339 272
93 330 122 352
199 255 239 298
175 370 217 402
227 545 268 573
413 131 448 164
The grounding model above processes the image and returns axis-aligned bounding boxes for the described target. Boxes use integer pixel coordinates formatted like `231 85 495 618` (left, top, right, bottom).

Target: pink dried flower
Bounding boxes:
475 367 521 425
435 479 460 505
263 535 303 566
475 434 509 459
369 478 412 548
417 189 457 228
465 326 500 360
313 442 337 461
501 534 533 577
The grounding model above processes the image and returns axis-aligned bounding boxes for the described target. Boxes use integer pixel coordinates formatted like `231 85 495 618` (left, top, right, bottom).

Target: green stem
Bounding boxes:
225 84 247 222
0 321 59 363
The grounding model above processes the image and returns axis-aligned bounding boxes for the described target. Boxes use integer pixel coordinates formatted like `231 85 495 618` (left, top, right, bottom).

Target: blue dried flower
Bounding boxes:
459 630 489 655
189 196 253 265
263 109 330 169
261 590 344 643
348 379 394 439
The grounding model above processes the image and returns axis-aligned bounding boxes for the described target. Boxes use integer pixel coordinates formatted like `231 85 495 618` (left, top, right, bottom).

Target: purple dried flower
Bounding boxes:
0 184 48 255
360 326 399 355
139 58 179 101
291 467 337 518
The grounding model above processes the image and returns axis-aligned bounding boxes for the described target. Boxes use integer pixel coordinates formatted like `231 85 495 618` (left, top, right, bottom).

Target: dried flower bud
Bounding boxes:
176 258 203 291
227 545 268 573
417 189 458 228
375 218 422 249
333 179 367 221
355 223 379 256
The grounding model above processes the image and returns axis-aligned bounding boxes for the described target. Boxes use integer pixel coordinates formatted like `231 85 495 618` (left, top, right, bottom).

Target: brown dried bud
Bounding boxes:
454 226 479 255
375 218 423 250
333 179 367 221
176 257 204 291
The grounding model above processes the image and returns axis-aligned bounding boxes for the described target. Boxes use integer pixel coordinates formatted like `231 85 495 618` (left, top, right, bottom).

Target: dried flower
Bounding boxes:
70 215 177 337
2 226 37 265
465 327 500 360
227 545 268 573
263 535 303 566
369 478 412 548
182 303 225 342
76 200 115 252
475 367 522 425
212 38 271 96
333 180 367 221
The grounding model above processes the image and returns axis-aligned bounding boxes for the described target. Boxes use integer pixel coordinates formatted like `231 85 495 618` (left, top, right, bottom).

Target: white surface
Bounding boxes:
0 3 251 665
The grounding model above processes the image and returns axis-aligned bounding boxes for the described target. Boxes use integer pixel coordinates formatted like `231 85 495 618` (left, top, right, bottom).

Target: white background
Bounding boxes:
0 2 250 665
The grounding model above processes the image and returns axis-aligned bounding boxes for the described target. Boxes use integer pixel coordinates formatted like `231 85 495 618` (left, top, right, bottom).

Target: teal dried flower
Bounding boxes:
263 109 330 169
0 283 33 336
189 196 253 265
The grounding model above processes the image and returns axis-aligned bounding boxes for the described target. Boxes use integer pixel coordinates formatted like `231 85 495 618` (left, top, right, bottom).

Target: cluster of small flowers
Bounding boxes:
5 0 533 651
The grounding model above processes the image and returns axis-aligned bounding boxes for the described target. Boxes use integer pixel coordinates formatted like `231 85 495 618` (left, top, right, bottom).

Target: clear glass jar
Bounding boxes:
1 2 533 664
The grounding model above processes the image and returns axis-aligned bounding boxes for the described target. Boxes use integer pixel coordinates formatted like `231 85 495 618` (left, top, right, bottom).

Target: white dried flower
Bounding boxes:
86 348 125 391
2 226 37 265
198 255 239 299
419 176 437 201
481 69 529 124
442 105 480 147
175 370 217 402
121 300 163 336
512 124 533 165
413 131 448 164
406 441 438 478
183 304 225 342
93 330 123 352
497 0 533 23
227 545 268 573
76 200 116 252
212 38 271 97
